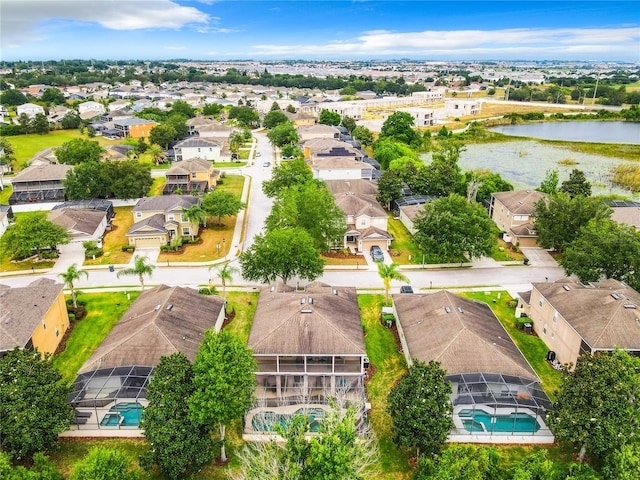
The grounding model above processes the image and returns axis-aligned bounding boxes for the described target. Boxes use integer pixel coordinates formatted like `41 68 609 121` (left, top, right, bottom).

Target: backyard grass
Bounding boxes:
149 177 165 196
0 184 11 203
221 291 258 344
52 291 139 385
358 294 412 480
459 291 563 399
84 206 134 266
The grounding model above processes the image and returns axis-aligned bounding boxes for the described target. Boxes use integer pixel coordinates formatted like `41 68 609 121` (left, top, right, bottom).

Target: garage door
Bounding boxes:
135 237 162 247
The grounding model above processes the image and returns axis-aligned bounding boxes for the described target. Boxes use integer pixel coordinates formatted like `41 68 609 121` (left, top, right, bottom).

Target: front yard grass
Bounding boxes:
459 291 563 399
52 291 139 385
490 238 526 262
84 206 135 265
387 216 422 265
321 251 363 266
358 294 412 479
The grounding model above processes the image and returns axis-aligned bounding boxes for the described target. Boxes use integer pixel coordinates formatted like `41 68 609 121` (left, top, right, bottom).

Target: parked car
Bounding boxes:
256 152 261 157
400 285 414 294
263 161 271 167
370 245 384 262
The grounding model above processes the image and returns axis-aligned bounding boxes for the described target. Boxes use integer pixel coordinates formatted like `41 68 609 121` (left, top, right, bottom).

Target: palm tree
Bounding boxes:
117 255 155 290
59 263 88 309
208 263 239 300
183 204 207 240
148 143 165 166
378 262 410 306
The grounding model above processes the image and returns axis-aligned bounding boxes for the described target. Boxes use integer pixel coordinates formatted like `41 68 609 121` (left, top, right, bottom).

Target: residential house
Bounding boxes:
16 102 45 118
172 137 222 162
609 200 640 230
77 101 106 120
325 179 378 196
393 291 553 442
47 105 73 123
297 124 341 142
0 204 14 238
489 190 548 247
67 285 225 430
126 195 201 247
0 278 69 356
333 191 392 252
302 138 364 161
8 164 72 205
518 279 640 368
392 196 434 235
244 283 367 439
163 157 220 195
47 208 109 244
27 147 59 166
113 117 157 138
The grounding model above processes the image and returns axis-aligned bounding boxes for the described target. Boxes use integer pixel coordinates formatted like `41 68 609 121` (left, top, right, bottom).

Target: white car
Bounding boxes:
256 152 261 157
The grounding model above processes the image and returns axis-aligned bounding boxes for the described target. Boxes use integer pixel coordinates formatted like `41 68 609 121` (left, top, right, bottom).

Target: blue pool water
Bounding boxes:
100 402 143 427
459 409 540 433
251 408 326 433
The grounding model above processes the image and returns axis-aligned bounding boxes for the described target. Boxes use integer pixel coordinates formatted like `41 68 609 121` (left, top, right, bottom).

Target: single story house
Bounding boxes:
392 196 434 235
48 208 109 244
489 190 547 247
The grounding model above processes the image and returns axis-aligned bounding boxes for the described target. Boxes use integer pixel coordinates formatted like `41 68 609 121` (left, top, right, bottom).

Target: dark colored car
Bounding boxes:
400 285 414 294
370 245 384 262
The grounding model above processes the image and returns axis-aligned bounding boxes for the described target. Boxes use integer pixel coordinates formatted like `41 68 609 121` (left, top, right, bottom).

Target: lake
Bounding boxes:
489 121 640 145
420 140 640 200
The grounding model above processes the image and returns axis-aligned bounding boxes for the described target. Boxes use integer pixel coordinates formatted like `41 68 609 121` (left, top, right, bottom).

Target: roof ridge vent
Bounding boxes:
444 306 451 313
611 293 620 300
457 307 464 313
563 285 571 291
623 304 637 309
301 309 313 314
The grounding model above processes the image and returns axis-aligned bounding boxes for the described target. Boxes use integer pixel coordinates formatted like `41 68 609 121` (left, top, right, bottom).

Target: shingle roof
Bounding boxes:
248 283 365 356
79 285 224 373
47 208 106 236
325 179 378 195
0 278 64 351
126 213 167 236
132 195 200 213
533 279 640 350
333 192 387 218
11 164 73 183
492 190 547 215
166 157 212 175
393 291 538 380
113 117 156 126
611 206 640 229
173 137 222 149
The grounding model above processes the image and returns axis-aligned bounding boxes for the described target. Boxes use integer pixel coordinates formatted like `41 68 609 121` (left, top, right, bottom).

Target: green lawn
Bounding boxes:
52 291 139 384
223 291 258 344
388 216 422 265
459 291 563 398
84 206 134 266
0 184 11 203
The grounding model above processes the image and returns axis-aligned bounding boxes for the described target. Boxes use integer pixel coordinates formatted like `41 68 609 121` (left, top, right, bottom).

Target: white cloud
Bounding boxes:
1 0 210 48
164 45 187 51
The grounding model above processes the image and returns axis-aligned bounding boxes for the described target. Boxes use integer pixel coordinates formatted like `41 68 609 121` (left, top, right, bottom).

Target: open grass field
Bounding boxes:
83 206 134 266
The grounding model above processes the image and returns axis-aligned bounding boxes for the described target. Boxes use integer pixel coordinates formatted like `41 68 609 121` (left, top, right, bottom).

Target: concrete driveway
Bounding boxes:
131 248 160 265
51 242 86 274
520 247 558 267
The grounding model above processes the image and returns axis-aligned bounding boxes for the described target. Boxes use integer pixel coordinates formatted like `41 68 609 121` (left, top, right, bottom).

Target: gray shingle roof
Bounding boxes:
492 190 547 215
132 195 200 213
11 164 73 183
166 157 212 175
334 192 386 218
174 137 222 149
47 208 106 236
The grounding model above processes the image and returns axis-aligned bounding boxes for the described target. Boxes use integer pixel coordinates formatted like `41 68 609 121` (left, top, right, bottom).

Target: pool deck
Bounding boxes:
448 433 555 444
60 428 145 438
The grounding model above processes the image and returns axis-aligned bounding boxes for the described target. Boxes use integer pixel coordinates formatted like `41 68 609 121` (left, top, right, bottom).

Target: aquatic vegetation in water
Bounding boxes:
612 163 640 193
558 157 578 166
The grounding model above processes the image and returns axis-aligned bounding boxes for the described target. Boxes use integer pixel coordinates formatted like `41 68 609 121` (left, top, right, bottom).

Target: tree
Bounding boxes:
380 111 419 146
149 123 177 149
602 443 640 480
265 182 345 251
352 125 374 147
0 451 64 480
104 161 153 200
373 139 418 170
229 132 245 159
0 213 70 261
422 141 464 197
413 194 496 263
416 445 501 480
229 106 260 128
30 113 50 135
202 189 245 226
147 143 165 166
510 449 599 480
116 254 155 290
533 193 611 252
462 169 514 204
548 350 640 462
182 204 206 239
0 348 74 460
202 103 223 117
189 330 257 463
561 218 640 291
170 99 195 118
61 111 82 129
70 448 140 480
41 88 67 105
387 360 453 458
537 168 559 195
263 109 289 129
560 168 592 198
140 353 213 479
239 227 325 286
54 138 103 165
262 158 313 198
318 109 341 126
59 263 88 309
376 170 404 209
267 122 298 147
0 89 27 106
208 263 239 300
166 113 189 139
378 262 409 305
341 115 356 133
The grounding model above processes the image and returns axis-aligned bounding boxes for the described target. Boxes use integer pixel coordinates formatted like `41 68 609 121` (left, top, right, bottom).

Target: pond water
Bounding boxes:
489 121 640 145
421 140 639 200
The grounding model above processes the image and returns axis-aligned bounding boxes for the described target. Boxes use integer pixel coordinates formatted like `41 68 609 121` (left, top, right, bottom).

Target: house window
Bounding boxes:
181 214 187 222
360 219 366 226
209 148 212 152
551 332 555 339
191 173 197 179
135 212 142 219
543 323 547 335
168 215 174 220
55 327 59 337
552 312 558 324
198 148 201 152
182 227 190 236
42 320 46 330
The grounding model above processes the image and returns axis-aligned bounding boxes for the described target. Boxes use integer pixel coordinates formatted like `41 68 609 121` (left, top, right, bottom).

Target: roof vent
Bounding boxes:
444 306 451 313
166 304 173 310
270 286 275 292
624 304 637 309
308 296 313 304
332 289 338 295
300 297 306 304
457 307 464 313
563 285 570 291
611 293 620 300
154 304 161 310
301 309 313 314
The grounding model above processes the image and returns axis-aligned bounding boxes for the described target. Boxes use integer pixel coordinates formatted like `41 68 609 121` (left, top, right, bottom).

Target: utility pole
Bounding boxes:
592 74 600 105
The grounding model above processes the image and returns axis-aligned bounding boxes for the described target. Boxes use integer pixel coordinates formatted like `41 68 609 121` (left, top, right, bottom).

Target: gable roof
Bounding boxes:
533 279 640 351
492 190 547 215
12 164 73 183
47 208 106 236
334 192 386 218
113 117 157 126
325 179 378 196
166 157 212 175
248 283 365 356
127 213 167 236
132 195 200 213
0 278 64 351
393 291 538 380
611 205 640 229
79 285 224 373
173 137 221 149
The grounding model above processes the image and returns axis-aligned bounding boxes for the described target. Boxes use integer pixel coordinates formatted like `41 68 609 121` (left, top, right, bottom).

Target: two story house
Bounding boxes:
0 278 70 356
16 102 45 118
172 137 223 162
126 195 201 248
489 190 548 247
244 283 367 440
333 191 392 253
8 164 73 205
163 157 220 195
113 117 157 138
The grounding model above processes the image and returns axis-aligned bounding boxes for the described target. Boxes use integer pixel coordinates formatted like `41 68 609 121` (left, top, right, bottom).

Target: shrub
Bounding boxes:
40 250 59 259
68 313 76 323
121 245 135 252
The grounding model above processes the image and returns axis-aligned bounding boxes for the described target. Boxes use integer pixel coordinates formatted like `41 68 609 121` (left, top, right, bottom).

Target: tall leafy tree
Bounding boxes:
376 170 404 209
104 161 153 200
0 212 70 261
202 189 245 226
0 88 27 106
189 330 257 463
413 194 496 263
61 111 82 129
140 353 213 479
533 193 611 252
602 443 640 480
149 124 177 149
548 350 640 462
170 99 195 118
560 168 592 198
377 262 410 305
380 111 419 146
263 109 289 129
352 125 374 147
54 138 104 164
423 141 464 197
387 360 453 458
537 168 559 195
29 113 50 135
239 227 325 286
416 445 501 480
341 115 357 133
41 88 67 105
561 218 640 291
318 109 341 126
208 263 239 300
116 254 155 290
70 448 140 480
262 158 313 198
59 263 88 309
373 138 417 170
462 169 514 204
229 106 260 128
0 348 74 460
267 121 298 147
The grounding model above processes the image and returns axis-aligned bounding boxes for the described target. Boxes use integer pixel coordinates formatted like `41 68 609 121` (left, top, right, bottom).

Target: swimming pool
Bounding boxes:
100 402 143 427
458 409 541 434
251 407 325 433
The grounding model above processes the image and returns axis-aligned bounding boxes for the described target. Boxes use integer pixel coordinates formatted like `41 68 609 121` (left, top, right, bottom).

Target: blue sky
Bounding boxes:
1 1 639 62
